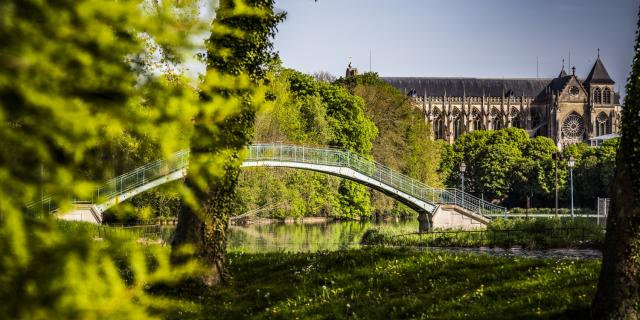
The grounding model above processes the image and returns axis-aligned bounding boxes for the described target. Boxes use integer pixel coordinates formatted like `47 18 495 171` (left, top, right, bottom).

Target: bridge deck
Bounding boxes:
28 144 506 221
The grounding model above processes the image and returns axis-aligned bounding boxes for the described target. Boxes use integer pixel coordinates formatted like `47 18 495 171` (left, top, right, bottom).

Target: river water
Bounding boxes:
227 219 414 252
226 220 601 260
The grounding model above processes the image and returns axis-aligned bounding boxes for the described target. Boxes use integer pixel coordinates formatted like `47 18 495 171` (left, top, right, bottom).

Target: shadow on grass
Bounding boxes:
157 247 598 319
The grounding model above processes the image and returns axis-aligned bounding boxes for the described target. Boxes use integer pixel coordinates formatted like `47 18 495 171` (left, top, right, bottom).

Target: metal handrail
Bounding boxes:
27 150 189 215
28 143 506 216
246 144 506 215
93 150 189 201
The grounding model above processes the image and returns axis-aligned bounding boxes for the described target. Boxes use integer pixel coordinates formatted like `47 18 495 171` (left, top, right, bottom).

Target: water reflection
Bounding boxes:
227 220 417 253
225 220 602 259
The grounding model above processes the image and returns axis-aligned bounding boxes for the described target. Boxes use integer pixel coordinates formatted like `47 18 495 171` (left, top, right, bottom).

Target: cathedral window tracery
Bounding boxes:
490 108 502 130
596 112 611 136
510 107 520 128
561 112 585 142
433 108 445 140
594 88 602 104
471 108 481 131
452 108 462 139
603 88 612 104
494 118 503 130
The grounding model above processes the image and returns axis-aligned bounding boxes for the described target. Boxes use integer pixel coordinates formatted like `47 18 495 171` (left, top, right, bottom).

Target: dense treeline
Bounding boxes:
563 139 618 207
440 127 618 209
339 73 443 216
234 70 444 220
236 67 377 220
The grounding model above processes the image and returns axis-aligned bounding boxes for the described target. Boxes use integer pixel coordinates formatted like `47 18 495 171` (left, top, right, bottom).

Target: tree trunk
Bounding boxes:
169 0 282 287
172 165 239 286
592 148 640 319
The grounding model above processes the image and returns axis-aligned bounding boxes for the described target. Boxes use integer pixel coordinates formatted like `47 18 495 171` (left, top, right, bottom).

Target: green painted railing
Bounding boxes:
246 144 506 216
27 150 189 215
28 143 506 216
94 150 189 202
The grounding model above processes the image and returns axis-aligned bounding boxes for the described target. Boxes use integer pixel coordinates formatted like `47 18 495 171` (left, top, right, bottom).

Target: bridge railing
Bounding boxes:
246 144 506 216
26 196 57 216
438 188 505 216
29 143 505 217
27 150 189 215
94 150 189 202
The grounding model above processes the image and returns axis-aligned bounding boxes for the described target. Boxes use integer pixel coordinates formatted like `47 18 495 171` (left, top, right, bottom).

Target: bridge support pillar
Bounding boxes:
417 212 432 233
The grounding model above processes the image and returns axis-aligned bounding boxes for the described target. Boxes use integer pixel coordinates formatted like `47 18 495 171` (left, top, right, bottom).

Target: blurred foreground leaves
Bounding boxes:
0 0 248 317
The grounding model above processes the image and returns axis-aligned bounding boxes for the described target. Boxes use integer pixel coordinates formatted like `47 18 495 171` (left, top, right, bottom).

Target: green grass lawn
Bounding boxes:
160 247 599 319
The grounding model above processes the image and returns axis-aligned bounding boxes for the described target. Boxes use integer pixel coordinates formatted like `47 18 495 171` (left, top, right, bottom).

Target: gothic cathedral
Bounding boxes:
381 54 621 148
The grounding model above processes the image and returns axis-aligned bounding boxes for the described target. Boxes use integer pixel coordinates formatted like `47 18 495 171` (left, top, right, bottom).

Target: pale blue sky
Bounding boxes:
273 0 637 96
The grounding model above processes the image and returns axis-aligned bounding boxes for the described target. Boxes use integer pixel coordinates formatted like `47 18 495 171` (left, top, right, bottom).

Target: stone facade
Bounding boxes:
380 55 622 149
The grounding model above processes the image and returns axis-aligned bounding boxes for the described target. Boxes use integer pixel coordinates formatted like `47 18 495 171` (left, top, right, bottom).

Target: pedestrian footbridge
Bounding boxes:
31 144 505 229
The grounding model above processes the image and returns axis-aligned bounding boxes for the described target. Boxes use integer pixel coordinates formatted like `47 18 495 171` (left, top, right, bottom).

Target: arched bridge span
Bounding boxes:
34 144 505 225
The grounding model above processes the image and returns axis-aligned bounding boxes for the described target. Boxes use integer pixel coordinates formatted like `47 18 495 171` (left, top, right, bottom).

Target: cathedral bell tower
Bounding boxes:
345 59 359 78
583 50 618 139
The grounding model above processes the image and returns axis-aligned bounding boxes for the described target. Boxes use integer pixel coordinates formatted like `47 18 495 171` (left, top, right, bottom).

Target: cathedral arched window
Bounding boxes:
433 109 445 140
510 108 520 128
603 88 612 104
490 108 502 130
471 108 482 131
532 111 542 128
531 111 545 137
452 108 462 139
494 118 503 130
594 88 602 104
596 112 611 136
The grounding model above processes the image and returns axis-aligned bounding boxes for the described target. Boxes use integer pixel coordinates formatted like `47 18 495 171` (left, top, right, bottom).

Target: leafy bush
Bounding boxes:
508 207 597 216
489 217 602 233
0 218 200 319
361 217 604 249
1 0 211 317
360 228 385 245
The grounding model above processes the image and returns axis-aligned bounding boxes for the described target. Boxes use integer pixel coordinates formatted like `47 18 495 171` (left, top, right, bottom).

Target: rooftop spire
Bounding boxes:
345 58 358 78
585 53 615 84
558 59 568 78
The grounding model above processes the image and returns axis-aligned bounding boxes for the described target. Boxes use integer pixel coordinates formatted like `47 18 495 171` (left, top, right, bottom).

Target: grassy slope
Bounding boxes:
164 248 598 319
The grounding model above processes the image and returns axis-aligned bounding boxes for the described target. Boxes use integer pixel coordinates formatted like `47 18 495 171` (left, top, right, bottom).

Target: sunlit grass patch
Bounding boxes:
159 247 599 319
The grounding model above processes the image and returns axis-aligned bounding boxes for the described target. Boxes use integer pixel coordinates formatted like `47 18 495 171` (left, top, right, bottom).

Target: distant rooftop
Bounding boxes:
584 56 615 85
381 77 552 97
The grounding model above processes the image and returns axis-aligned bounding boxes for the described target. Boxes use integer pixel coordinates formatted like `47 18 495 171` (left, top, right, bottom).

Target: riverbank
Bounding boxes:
159 247 599 319
231 216 334 225
361 217 605 250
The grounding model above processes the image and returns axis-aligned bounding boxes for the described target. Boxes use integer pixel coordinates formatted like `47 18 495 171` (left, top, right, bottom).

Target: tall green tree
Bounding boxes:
592 7 640 318
320 81 377 218
284 69 378 218
342 72 442 216
563 138 618 207
238 67 363 220
509 136 558 207
171 0 285 286
441 128 560 207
